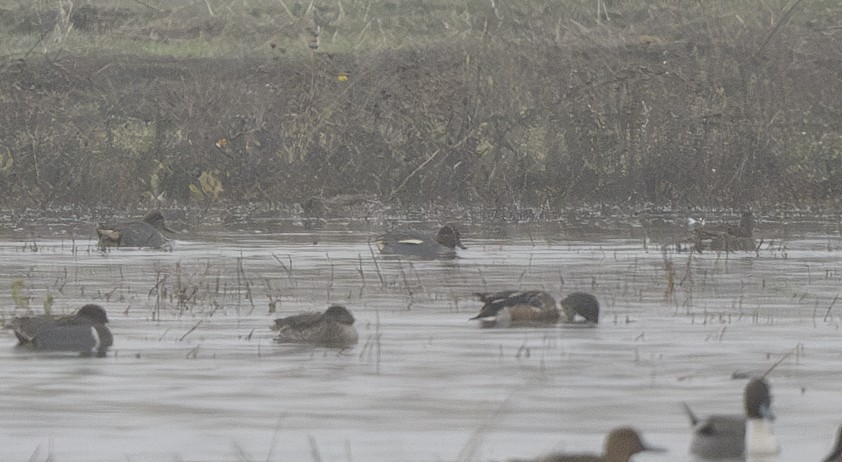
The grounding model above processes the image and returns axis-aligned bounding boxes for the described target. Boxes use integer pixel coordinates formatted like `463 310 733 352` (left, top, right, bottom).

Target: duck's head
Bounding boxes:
324 305 355 325
744 377 774 419
603 427 665 460
436 225 467 249
76 304 109 324
143 211 175 233
560 292 600 323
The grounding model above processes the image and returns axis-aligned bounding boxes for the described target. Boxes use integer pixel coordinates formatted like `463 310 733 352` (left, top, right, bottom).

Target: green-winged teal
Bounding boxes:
471 290 599 328
5 304 112 357
272 304 358 348
692 211 757 253
509 427 664 462
375 224 466 259
824 425 842 462
97 211 174 248
683 377 779 459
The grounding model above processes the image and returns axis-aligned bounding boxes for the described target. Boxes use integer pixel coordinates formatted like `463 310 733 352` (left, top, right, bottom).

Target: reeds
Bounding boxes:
359 311 382 375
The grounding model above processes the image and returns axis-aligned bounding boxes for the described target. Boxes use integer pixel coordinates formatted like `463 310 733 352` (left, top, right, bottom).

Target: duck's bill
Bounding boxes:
457 242 467 249
163 225 176 234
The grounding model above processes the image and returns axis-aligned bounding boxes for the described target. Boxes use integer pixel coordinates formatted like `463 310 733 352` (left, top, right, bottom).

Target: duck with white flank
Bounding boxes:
375 224 466 259
5 304 113 357
683 377 780 459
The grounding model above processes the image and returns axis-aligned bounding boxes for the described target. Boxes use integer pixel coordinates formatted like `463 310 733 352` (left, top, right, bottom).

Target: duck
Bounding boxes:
97 210 174 249
374 224 466 259
692 211 756 253
470 290 599 328
508 426 664 462
823 424 842 462
272 304 358 348
5 304 113 357
683 377 780 459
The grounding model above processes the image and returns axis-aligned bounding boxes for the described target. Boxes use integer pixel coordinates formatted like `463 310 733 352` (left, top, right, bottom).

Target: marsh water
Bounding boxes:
1 210 842 462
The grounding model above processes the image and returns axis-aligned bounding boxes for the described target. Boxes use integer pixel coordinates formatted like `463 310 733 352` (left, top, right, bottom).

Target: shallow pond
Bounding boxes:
1 211 841 461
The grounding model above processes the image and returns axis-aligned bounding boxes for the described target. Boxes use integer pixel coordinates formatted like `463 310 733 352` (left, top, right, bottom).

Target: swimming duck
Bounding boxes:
470 290 599 328
683 377 780 459
272 304 358 348
509 426 664 462
374 224 466 259
5 304 113 357
823 425 842 462
692 211 756 253
97 210 174 248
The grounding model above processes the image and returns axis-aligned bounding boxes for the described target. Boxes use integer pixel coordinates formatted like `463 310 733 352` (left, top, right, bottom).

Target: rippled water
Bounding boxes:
1 213 842 461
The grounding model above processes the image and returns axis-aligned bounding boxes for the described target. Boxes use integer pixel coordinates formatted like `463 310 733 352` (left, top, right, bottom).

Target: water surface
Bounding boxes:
1 214 841 461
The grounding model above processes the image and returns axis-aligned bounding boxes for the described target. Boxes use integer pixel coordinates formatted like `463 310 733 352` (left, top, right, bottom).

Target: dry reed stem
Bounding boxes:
264 416 285 462
366 243 385 286
823 294 839 322
179 320 203 341
762 342 804 377
308 435 323 462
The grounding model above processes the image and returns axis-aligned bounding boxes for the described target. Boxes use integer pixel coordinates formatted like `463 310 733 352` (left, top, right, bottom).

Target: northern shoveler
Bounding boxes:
471 290 599 328
470 290 558 328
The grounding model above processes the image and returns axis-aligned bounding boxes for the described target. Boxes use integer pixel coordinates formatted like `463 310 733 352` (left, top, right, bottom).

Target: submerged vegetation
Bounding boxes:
0 0 841 210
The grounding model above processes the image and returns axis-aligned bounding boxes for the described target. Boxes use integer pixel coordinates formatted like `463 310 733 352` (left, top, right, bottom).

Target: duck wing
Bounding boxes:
98 221 167 248
688 413 746 459
272 312 323 331
6 316 54 344
471 290 553 319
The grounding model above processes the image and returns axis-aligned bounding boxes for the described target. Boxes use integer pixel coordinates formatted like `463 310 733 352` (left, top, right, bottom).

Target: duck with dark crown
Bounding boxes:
97 210 175 249
374 224 466 259
5 304 113 357
683 377 780 459
272 305 358 348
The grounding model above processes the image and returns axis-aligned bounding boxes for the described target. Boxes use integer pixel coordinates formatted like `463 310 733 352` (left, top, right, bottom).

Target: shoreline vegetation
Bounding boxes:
1 1 841 211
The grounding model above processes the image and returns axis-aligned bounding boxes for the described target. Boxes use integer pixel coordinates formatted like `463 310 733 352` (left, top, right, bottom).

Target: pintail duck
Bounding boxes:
97 211 174 248
683 377 780 459
374 224 466 259
823 425 842 462
5 304 113 357
470 290 599 328
509 426 664 462
692 211 757 253
272 304 358 348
